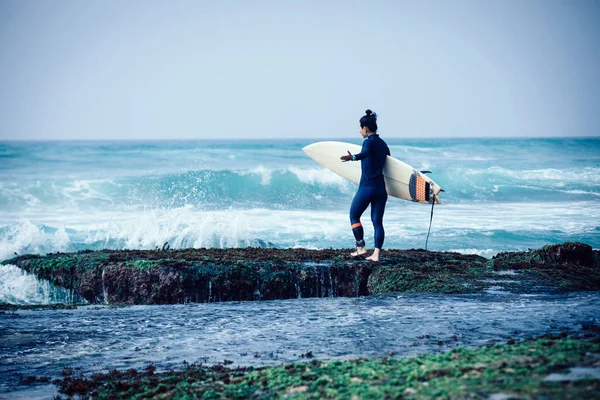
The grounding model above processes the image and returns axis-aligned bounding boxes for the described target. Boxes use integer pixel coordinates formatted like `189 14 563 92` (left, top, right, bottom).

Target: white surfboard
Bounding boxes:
302 141 442 204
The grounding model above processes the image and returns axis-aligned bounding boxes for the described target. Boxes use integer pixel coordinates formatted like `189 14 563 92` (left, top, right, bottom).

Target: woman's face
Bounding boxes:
359 124 369 138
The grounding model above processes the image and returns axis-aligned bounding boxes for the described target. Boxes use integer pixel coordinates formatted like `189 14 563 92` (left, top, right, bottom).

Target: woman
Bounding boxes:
340 109 390 262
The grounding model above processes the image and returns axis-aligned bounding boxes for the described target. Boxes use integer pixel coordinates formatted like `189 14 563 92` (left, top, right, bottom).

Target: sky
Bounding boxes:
1 0 599 140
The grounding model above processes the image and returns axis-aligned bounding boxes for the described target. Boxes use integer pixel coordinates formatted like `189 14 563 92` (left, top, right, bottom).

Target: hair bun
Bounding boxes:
359 109 378 132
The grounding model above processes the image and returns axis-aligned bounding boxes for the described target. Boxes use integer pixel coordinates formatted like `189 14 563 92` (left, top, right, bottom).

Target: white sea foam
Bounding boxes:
0 264 75 304
0 182 43 207
485 166 600 184
233 166 353 190
558 189 600 197
61 179 116 203
1 201 598 262
235 165 273 185
0 207 353 258
420 201 600 234
287 167 351 189
0 221 70 261
448 248 499 258
485 286 511 295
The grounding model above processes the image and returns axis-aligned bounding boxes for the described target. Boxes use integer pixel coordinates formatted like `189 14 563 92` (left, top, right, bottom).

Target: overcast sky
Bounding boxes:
1 0 599 140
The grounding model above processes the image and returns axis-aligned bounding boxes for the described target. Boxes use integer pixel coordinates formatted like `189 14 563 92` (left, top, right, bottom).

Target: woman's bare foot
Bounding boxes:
366 248 381 262
351 247 367 257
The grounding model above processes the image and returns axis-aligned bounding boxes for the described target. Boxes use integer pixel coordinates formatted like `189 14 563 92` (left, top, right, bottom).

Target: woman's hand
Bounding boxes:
340 151 353 162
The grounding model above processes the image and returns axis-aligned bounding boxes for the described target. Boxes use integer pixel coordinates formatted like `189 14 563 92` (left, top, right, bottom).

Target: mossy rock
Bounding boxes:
3 243 598 305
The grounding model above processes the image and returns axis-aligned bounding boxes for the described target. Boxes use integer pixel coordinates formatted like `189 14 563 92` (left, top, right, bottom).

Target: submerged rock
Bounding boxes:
2 242 598 305
491 242 600 292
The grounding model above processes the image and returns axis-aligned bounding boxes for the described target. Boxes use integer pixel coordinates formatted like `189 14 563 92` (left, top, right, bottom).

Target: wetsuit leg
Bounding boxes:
350 186 373 244
370 186 387 249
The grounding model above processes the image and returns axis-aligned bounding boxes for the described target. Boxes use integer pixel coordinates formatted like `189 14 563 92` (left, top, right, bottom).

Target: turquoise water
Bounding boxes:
1 138 599 259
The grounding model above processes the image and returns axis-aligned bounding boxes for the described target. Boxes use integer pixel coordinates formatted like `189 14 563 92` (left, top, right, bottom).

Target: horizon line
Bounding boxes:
2 135 599 142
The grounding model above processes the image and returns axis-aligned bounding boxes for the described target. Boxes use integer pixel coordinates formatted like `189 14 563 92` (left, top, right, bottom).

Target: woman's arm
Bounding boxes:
353 139 373 161
340 140 373 162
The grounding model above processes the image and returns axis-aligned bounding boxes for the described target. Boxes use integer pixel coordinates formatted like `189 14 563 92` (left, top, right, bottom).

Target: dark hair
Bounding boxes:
359 109 378 133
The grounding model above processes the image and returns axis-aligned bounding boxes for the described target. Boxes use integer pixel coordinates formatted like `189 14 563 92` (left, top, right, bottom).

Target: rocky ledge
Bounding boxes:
2 242 599 305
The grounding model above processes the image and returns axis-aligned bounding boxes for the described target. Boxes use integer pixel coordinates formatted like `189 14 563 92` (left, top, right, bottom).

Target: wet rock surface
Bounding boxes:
2 242 599 305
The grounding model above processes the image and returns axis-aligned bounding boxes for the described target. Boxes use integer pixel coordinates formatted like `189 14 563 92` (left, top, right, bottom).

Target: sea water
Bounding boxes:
1 138 598 262
1 292 599 397
1 138 599 397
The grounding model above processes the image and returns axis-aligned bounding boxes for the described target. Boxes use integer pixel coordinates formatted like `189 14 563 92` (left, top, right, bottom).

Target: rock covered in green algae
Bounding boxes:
368 242 600 295
2 248 373 304
492 242 597 269
50 335 600 399
367 250 489 294
3 242 599 305
491 242 600 292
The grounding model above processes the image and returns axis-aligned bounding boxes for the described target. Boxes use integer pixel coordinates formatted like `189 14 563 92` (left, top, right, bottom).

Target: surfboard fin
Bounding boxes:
420 170 432 174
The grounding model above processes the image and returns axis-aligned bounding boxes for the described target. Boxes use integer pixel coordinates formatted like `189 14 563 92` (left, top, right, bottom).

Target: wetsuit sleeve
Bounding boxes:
353 139 373 161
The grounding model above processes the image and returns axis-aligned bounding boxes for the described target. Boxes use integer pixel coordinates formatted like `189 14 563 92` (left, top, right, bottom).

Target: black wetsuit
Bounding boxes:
349 134 390 249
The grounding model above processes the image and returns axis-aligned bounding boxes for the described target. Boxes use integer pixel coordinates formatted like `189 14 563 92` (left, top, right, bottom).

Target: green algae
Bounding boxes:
51 336 600 399
367 252 490 294
131 259 162 270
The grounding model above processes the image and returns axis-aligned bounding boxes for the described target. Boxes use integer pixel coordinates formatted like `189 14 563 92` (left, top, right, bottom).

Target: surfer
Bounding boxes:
340 109 390 262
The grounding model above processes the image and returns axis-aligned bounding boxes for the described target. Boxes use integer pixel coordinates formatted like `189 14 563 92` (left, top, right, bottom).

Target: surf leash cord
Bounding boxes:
425 195 436 252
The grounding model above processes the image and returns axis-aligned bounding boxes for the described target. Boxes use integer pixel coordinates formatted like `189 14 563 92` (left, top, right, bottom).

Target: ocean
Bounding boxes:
1 137 599 261
2 138 600 398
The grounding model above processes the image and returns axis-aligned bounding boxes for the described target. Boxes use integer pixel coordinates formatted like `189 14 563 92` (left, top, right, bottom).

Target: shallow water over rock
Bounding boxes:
1 291 599 398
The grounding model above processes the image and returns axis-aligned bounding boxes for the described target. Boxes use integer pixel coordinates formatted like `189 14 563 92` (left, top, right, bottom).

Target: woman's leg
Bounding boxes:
349 187 372 255
366 187 387 261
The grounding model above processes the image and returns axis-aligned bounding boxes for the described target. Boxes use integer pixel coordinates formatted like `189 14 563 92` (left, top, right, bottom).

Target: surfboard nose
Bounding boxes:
301 143 317 155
